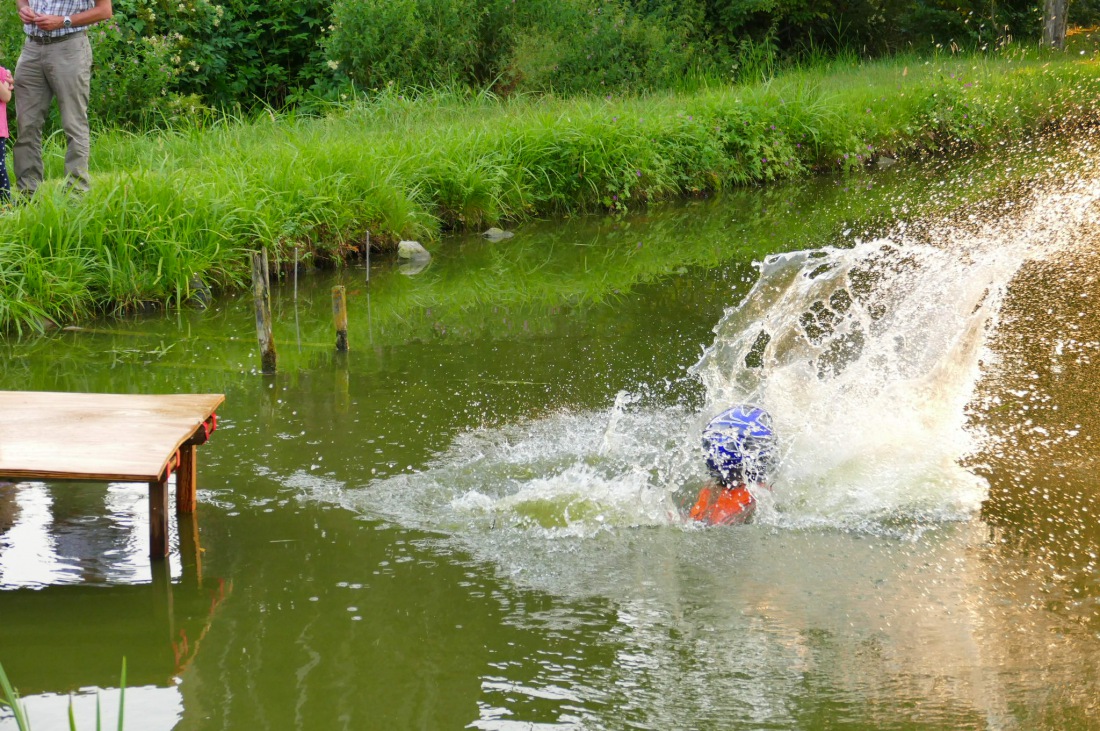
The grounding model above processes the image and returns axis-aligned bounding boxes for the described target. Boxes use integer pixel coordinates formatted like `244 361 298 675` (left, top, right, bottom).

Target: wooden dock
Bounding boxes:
0 391 224 559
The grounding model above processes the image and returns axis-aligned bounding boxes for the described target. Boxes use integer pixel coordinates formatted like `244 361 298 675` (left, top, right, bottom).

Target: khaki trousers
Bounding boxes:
13 33 93 194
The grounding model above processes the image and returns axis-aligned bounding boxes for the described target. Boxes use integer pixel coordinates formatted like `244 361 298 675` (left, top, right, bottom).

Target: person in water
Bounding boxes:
689 404 778 526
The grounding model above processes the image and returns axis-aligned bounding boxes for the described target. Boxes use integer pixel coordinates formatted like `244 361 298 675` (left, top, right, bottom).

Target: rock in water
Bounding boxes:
481 227 514 241
399 258 431 276
397 240 431 261
188 275 213 308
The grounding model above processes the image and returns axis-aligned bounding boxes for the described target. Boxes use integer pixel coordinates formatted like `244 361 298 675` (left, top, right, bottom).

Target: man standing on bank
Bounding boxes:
14 0 112 197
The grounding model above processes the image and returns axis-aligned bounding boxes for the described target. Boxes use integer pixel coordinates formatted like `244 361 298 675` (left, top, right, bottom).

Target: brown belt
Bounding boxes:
26 32 81 45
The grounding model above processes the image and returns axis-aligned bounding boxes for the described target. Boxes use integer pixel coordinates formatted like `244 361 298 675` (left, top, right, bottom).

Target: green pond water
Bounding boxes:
2 135 1100 730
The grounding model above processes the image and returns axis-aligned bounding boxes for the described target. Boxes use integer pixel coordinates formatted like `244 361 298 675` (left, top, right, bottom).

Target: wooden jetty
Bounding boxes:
0 391 224 559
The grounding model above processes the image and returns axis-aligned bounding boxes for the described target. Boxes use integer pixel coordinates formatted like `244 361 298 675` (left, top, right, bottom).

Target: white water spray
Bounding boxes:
334 164 1100 539
693 171 1100 529
694 239 1004 527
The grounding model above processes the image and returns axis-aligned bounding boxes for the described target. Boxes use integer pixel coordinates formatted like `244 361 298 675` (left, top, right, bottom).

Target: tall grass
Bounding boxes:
0 660 31 730
0 658 126 730
1 50 1099 333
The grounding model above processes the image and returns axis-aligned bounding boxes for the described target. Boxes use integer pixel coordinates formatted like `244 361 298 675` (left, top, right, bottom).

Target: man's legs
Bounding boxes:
48 35 93 192
13 41 52 197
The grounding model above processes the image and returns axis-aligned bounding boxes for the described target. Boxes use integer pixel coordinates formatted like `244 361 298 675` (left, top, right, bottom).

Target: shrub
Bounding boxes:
327 0 704 95
501 1 700 94
327 0 484 90
163 0 336 109
87 17 183 128
0 0 1063 128
86 0 338 121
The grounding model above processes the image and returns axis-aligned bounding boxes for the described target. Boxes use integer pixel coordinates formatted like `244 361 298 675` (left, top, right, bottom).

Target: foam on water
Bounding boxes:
333 404 698 538
324 161 1100 542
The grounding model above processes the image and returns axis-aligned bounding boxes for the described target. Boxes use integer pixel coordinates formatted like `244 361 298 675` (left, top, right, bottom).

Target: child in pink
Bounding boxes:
0 66 11 201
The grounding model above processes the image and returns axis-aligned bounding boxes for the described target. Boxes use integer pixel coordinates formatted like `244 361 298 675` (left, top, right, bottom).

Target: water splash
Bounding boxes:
692 170 1100 531
330 160 1100 541
694 239 1003 529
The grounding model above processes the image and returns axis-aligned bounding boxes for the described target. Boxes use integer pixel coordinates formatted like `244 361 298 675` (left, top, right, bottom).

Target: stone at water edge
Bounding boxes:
397 240 431 261
482 227 514 241
188 275 213 308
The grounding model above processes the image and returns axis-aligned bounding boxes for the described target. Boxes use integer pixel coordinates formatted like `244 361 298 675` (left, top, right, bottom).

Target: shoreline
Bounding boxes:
1 51 1098 334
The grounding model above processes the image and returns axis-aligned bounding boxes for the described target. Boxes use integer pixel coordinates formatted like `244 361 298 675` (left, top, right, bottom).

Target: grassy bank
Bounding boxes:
1 50 1099 333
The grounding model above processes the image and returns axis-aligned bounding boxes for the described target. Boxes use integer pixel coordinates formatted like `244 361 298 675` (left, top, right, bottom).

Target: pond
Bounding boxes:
1 132 1099 730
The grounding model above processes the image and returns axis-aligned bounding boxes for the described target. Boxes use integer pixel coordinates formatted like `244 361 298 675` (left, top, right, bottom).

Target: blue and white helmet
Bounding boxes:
702 404 777 485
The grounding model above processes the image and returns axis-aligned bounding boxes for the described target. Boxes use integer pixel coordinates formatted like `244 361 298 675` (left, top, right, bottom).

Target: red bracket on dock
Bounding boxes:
187 413 219 447
160 449 182 482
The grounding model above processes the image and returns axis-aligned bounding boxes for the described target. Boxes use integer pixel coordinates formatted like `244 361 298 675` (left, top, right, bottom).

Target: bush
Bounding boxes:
164 0 336 108
501 1 700 94
700 0 1039 56
328 0 703 95
0 0 1061 128
87 17 183 128
327 0 483 90
88 0 338 121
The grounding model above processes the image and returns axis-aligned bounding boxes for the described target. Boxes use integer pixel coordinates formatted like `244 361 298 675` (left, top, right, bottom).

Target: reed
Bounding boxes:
0 659 126 731
0 660 31 730
0 51 1098 333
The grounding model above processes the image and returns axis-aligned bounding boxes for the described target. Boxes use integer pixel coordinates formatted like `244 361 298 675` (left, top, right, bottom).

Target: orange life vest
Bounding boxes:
689 483 756 526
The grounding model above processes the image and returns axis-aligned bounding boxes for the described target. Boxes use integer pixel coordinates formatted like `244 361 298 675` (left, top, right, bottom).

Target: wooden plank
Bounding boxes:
0 391 224 482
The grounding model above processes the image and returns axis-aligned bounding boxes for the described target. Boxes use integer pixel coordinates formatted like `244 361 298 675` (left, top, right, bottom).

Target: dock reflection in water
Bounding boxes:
0 479 230 724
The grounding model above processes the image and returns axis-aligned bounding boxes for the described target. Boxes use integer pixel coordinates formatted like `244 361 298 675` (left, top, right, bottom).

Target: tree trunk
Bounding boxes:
1043 0 1070 50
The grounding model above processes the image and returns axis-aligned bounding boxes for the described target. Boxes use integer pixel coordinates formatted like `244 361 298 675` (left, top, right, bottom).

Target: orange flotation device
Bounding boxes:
689 483 757 526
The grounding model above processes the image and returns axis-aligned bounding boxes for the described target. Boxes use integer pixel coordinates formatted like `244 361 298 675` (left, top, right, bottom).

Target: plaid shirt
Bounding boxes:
24 0 94 37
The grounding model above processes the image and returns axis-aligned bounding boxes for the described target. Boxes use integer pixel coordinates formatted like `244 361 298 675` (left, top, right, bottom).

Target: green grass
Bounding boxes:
0 657 125 730
1 48 1099 334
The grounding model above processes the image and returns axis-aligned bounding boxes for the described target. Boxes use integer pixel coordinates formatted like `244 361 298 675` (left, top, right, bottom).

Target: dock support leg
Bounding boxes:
149 477 170 559
176 443 198 514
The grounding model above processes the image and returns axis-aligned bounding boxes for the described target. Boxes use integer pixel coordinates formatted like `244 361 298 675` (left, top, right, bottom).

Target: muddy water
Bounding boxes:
1 136 1100 730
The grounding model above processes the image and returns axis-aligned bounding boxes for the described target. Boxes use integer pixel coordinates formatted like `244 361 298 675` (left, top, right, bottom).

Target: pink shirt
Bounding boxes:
0 67 9 138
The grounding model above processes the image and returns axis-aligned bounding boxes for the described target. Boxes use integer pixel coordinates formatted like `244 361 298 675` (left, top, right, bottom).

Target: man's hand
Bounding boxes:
34 13 64 31
17 4 39 23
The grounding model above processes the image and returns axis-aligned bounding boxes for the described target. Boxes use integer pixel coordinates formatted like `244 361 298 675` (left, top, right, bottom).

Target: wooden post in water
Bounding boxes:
252 250 277 374
148 475 170 558
176 443 198 513
365 231 371 283
332 285 349 352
